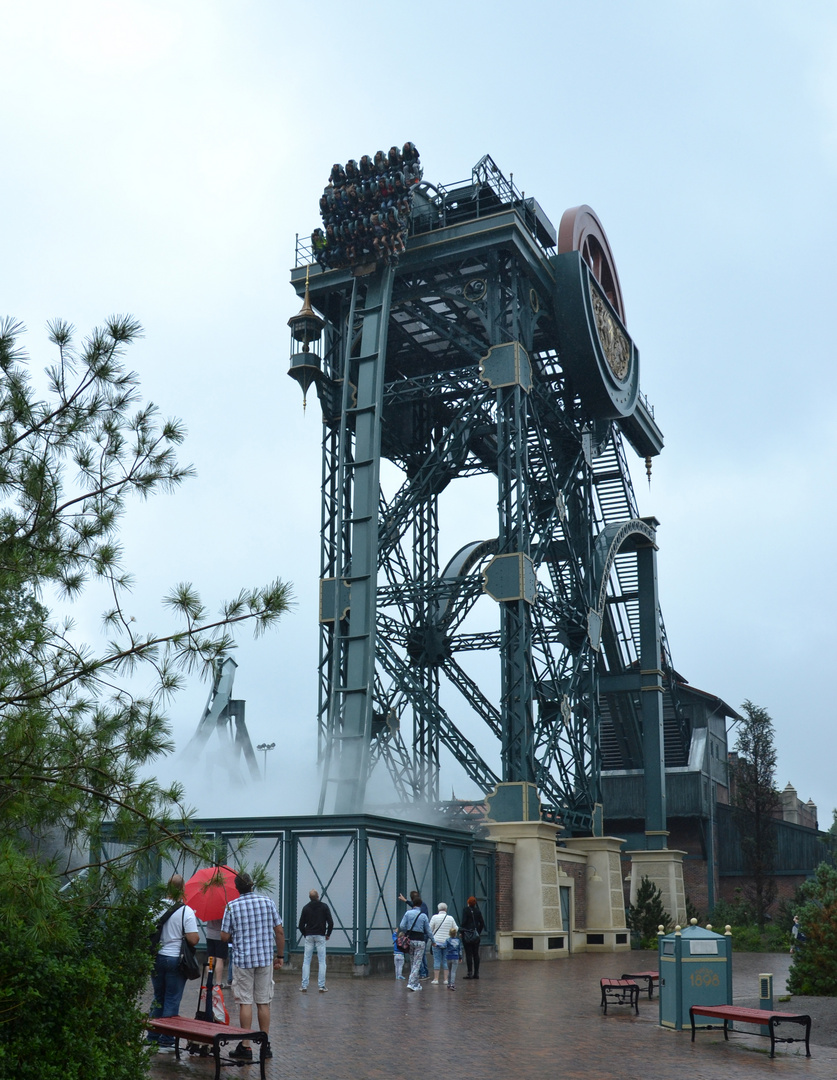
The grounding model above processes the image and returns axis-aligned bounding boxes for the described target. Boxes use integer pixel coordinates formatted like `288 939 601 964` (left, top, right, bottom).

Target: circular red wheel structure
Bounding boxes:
557 205 626 324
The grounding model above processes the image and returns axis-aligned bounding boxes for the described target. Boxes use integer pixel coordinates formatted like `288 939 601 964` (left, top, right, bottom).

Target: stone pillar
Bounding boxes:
484 782 567 959
567 836 631 952
627 847 687 926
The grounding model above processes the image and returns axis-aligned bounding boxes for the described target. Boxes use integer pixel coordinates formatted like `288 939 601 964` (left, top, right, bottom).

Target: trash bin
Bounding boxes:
659 921 732 1030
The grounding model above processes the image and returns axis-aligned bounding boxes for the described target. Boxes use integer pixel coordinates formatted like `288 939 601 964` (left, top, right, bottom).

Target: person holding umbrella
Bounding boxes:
203 920 228 986
184 865 240 988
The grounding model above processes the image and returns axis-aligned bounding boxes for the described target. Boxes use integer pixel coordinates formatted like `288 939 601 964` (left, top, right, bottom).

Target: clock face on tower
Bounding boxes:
551 206 639 420
591 282 631 381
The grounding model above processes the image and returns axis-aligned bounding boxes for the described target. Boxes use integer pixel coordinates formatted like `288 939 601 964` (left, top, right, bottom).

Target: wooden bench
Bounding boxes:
146 1016 269 1078
689 1004 812 1058
600 978 639 1015
620 970 658 999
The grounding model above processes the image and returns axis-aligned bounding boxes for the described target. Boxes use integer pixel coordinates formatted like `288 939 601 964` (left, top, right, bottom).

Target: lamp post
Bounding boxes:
256 742 276 780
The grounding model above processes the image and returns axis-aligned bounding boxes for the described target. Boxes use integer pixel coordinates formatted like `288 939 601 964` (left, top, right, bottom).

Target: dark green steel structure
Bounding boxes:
289 155 685 838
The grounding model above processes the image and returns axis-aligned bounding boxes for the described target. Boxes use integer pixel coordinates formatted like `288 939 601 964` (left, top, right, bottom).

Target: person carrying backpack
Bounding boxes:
148 875 199 1048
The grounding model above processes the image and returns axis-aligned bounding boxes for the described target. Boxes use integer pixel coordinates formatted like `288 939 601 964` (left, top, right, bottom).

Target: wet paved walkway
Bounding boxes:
147 950 837 1080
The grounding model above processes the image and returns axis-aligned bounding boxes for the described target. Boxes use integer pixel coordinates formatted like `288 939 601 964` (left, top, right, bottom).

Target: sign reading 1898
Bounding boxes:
690 967 720 987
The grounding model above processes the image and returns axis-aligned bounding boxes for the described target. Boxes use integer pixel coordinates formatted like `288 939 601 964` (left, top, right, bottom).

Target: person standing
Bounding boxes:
220 872 284 1062
399 889 430 979
460 896 485 979
791 914 807 954
149 875 199 1048
297 888 333 993
399 897 431 992
392 929 407 980
428 903 457 984
445 926 463 990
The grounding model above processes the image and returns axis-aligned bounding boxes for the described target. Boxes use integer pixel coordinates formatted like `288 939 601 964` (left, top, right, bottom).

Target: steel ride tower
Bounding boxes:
289 154 683 839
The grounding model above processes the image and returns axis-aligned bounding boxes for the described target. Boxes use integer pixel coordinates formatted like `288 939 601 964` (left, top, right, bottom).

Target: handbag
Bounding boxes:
396 911 422 953
177 909 201 980
198 983 230 1023
462 928 480 944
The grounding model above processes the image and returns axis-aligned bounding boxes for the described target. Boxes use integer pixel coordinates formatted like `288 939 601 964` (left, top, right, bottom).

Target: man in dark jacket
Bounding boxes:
298 889 334 992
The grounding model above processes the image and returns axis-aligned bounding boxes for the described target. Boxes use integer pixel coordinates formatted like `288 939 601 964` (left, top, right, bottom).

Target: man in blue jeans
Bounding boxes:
149 875 199 1048
298 889 334 992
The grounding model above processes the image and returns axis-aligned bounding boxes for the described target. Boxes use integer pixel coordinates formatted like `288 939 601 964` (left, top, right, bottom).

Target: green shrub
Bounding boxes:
707 893 791 952
729 925 763 952
788 863 837 996
627 876 672 942
710 892 755 928
764 924 791 952
0 880 155 1080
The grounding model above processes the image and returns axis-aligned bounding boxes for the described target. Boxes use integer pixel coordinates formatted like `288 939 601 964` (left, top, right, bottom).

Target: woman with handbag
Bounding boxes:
460 896 485 979
148 875 200 1048
428 903 457 984
399 897 432 992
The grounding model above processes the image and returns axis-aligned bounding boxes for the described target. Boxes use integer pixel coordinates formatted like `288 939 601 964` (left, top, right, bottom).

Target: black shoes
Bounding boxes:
230 1040 272 1060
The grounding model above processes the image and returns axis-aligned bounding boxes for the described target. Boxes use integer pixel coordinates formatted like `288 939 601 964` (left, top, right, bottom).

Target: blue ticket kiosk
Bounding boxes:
659 922 733 1030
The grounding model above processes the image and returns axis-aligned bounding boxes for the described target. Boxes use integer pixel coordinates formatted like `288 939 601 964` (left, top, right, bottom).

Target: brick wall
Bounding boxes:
495 849 514 932
670 818 717 918
615 819 720 922
718 873 807 913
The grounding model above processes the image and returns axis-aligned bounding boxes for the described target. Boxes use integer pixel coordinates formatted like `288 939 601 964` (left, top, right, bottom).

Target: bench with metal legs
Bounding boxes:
600 978 639 1015
147 1016 268 1078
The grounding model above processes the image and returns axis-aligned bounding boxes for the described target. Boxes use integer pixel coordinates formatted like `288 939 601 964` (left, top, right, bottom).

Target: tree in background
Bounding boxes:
730 700 780 928
627 875 672 946
819 808 837 864
788 862 837 996
0 318 292 1079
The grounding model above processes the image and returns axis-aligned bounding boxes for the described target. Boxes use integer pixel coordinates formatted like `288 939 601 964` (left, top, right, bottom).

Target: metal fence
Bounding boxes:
103 813 494 967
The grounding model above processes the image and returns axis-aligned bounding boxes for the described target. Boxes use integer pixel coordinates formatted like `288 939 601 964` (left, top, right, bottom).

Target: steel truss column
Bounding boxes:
412 495 440 801
482 249 537 786
319 267 395 814
317 424 339 763
496 378 535 783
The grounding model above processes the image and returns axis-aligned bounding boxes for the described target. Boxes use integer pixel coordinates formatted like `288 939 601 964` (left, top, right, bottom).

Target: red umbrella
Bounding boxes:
184 865 240 921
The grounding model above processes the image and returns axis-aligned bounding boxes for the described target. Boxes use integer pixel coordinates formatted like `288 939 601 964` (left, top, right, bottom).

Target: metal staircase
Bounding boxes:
590 434 690 771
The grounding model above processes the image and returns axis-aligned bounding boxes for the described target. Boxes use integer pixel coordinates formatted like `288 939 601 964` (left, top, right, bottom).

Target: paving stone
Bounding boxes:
146 950 837 1080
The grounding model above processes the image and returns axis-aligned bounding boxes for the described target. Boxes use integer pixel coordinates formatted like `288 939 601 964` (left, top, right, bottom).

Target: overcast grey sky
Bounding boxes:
2 1 835 824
